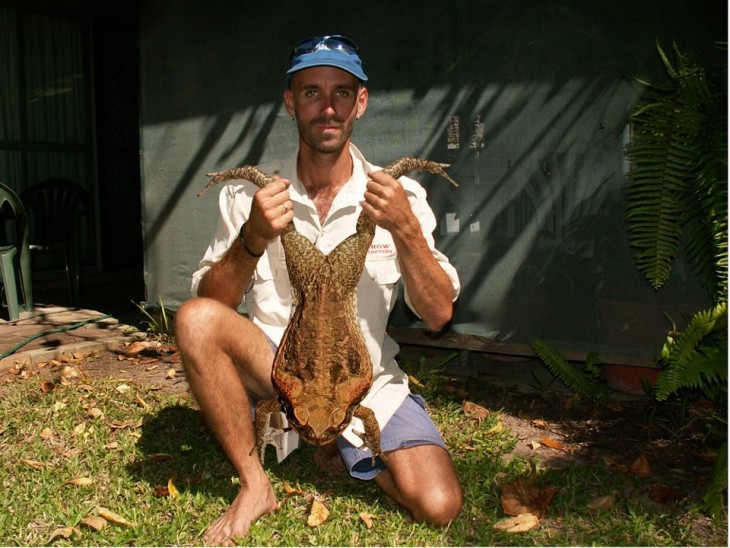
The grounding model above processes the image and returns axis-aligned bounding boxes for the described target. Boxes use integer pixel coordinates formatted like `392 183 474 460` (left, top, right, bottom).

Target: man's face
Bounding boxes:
285 66 368 154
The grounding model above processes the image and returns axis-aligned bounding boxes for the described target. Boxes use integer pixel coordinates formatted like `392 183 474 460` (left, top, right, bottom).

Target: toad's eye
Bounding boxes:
294 406 310 426
330 408 346 428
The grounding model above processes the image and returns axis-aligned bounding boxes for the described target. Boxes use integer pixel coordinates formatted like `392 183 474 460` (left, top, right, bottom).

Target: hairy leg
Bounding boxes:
374 444 462 526
175 297 278 545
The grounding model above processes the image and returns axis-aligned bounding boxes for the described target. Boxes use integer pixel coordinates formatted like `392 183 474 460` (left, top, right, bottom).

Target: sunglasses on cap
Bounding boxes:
289 35 360 63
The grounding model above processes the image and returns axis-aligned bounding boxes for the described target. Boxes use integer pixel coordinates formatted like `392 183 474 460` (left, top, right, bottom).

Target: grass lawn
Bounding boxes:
0 350 726 546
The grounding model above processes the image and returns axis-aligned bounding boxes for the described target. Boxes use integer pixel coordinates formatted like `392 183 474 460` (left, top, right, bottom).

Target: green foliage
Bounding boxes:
654 302 728 403
702 441 728 519
624 41 727 521
132 296 173 337
625 42 727 301
531 340 613 401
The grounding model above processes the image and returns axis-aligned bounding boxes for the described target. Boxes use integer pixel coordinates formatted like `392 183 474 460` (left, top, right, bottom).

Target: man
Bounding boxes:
175 34 462 545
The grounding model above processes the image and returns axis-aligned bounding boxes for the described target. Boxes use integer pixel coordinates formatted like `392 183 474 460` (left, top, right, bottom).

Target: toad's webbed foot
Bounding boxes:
251 399 287 465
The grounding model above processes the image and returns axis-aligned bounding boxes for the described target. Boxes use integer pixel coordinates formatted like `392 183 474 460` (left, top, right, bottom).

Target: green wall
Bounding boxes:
140 0 726 359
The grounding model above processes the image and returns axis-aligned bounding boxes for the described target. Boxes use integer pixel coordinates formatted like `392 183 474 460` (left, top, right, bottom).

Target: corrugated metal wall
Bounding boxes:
139 0 726 361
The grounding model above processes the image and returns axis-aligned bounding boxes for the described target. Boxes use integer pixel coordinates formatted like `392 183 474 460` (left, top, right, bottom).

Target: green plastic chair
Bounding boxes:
0 182 34 320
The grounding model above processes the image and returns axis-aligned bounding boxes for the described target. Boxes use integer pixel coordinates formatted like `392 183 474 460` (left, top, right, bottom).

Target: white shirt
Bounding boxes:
191 144 460 449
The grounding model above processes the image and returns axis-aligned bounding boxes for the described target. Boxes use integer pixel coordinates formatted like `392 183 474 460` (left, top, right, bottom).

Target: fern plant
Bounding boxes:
625 42 727 401
625 42 727 519
625 42 727 301
531 340 613 401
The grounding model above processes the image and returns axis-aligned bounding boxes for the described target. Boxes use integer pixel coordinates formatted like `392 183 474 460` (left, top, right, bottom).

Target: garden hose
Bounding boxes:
0 314 112 360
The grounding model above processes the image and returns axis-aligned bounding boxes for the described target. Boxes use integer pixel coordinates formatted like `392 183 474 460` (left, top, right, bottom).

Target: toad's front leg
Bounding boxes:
251 399 286 465
353 405 388 466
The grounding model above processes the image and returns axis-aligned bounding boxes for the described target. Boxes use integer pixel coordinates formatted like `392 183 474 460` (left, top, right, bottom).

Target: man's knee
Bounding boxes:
412 479 463 526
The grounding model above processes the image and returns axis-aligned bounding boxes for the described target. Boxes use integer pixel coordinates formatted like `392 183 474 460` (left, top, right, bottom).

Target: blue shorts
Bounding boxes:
259 336 446 480
337 393 447 480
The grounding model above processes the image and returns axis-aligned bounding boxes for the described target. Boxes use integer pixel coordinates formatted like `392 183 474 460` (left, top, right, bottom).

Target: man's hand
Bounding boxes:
362 170 454 331
244 177 294 254
361 170 418 237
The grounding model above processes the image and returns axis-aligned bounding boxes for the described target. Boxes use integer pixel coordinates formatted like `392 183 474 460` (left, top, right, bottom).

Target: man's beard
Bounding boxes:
298 116 355 154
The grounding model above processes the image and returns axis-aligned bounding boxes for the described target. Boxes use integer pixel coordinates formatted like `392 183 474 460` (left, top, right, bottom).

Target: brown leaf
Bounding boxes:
66 476 94 486
586 494 615 513
493 513 540 533
647 483 685 504
629 454 651 477
80 515 107 531
359 511 378 529
20 458 46 470
501 477 556 519
463 401 490 421
166 368 177 379
59 365 81 385
124 341 150 355
40 380 56 394
40 427 53 440
307 499 330 527
153 484 170 497
97 507 135 527
539 435 567 452
48 526 81 542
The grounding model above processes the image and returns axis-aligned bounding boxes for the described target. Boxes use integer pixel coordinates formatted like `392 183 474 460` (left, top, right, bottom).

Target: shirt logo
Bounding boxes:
368 242 393 257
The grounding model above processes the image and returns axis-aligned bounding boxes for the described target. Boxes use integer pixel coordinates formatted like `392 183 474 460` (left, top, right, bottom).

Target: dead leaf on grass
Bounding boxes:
40 380 56 394
20 458 46 470
586 493 615 513
80 515 107 531
307 499 330 527
59 365 82 385
493 513 540 533
40 427 53 440
501 477 556 519
647 483 685 504
88 407 104 419
463 401 490 421
359 511 378 529
629 454 651 477
166 368 177 379
153 484 170 497
48 526 81 542
97 507 135 527
66 476 94 486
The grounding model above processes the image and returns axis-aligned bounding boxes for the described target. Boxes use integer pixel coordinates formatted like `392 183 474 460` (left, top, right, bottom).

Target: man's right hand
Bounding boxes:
244 177 294 254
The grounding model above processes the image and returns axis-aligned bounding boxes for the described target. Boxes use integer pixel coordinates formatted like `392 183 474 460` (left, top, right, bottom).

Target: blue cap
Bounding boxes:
286 36 368 86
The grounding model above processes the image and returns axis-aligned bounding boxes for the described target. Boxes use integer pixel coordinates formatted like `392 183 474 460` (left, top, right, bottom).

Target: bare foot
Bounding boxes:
202 472 278 546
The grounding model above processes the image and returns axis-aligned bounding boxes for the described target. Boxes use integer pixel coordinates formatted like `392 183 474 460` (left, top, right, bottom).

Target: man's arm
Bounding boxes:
362 171 455 331
197 179 293 309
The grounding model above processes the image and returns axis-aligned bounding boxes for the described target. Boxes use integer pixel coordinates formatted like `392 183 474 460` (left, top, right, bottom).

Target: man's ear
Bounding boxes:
284 88 295 117
357 86 369 119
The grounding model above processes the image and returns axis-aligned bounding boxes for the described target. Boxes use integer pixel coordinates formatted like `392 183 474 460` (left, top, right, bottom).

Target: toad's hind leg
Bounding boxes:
353 405 388 466
251 399 287 465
